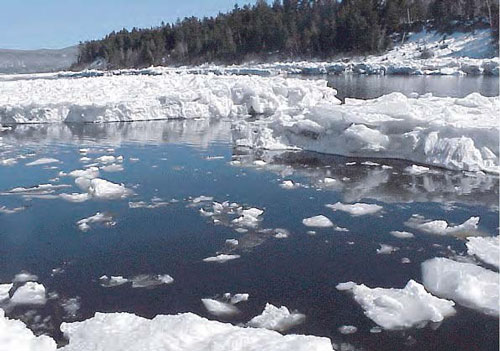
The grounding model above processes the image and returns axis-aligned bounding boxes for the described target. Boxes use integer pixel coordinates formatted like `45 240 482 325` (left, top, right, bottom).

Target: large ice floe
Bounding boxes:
466 236 499 268
233 91 500 173
422 257 499 316
336 280 456 330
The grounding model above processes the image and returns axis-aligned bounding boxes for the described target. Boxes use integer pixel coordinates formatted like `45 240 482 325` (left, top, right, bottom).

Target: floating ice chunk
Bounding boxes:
323 177 336 185
390 231 415 239
100 164 124 172
99 275 129 288
59 311 334 351
6 183 70 195
13 272 38 283
77 212 115 232
0 206 26 214
280 180 296 189
376 244 399 255
466 236 499 268
130 274 174 288
10 282 47 305
61 297 81 320
422 257 499 316
202 299 240 317
253 160 267 166
232 207 264 228
76 177 130 200
335 282 356 291
68 167 99 179
247 303 306 332
401 257 411 264
338 325 358 334
229 293 249 305
95 155 116 164
203 254 241 263
274 228 290 239
361 161 380 166
405 215 480 235
404 165 431 175
0 309 56 351
225 239 239 246
343 280 455 330
0 158 17 166
59 193 91 203
191 195 213 204
326 202 383 216
0 284 12 301
26 158 60 166
302 215 333 228
128 200 169 209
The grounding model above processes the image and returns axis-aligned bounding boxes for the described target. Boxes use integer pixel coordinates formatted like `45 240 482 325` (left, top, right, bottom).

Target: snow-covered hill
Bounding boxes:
0 46 78 74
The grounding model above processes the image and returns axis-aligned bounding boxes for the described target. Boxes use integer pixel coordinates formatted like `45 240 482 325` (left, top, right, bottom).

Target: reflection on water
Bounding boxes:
322 75 499 100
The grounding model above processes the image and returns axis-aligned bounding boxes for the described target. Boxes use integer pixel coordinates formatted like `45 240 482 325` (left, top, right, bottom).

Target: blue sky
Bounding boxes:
1 0 254 50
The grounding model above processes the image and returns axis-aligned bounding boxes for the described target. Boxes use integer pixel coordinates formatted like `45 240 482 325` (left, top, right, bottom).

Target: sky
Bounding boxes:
0 0 254 50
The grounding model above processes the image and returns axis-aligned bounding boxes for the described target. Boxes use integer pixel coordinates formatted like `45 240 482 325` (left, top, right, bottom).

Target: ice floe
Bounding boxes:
422 257 499 316
338 325 358 335
201 298 240 317
376 244 399 255
405 215 480 236
25 157 60 166
77 212 115 232
10 282 47 306
203 254 241 263
58 312 333 351
75 177 131 200
326 202 382 216
247 303 306 332
390 231 415 239
466 236 500 268
338 280 456 330
0 309 56 351
98 274 174 288
302 215 333 228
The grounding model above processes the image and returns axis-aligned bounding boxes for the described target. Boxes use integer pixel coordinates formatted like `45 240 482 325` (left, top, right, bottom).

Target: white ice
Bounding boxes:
201 298 240 317
10 282 47 306
77 212 115 232
25 158 60 166
405 215 480 235
466 236 500 268
247 303 306 332
203 254 241 263
75 177 130 200
326 202 382 216
390 231 415 239
340 280 455 330
302 215 333 228
422 257 499 316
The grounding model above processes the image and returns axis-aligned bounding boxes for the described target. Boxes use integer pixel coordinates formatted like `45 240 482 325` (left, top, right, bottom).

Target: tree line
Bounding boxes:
74 0 499 69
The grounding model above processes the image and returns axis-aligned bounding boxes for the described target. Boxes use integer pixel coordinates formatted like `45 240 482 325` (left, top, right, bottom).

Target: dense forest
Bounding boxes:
74 0 499 69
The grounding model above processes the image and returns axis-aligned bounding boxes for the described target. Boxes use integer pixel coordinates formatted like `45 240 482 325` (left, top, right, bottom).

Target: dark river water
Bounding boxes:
0 76 498 351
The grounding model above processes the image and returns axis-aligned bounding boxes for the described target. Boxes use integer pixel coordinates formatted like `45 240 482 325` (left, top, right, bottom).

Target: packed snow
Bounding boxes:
422 257 499 316
247 303 306 332
326 202 382 216
338 280 456 330
466 236 500 268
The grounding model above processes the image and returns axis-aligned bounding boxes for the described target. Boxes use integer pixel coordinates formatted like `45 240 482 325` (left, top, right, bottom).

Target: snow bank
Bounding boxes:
59 312 333 351
233 92 500 173
0 309 56 351
466 236 499 268
422 258 499 316
247 304 306 332
339 280 455 330
0 73 335 124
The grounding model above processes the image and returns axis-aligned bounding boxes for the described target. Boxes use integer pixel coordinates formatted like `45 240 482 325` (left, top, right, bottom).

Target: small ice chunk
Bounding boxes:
11 282 47 305
202 298 240 317
130 274 174 288
405 215 479 236
404 165 431 175
232 207 264 228
225 239 239 246
274 228 290 239
247 303 305 332
191 195 214 204
68 167 100 179
346 280 455 330
280 180 296 189
61 297 81 319
376 244 398 255
13 272 38 283
203 254 240 263
76 178 131 200
422 257 499 316
302 215 333 227
230 293 249 305
466 236 499 268
99 275 129 288
100 164 124 172
323 177 336 185
335 282 356 291
59 193 91 203
253 160 267 166
95 155 116 164
26 158 60 166
338 325 357 334
77 212 115 232
390 231 415 239
0 206 26 214
361 161 380 166
326 202 383 216
401 257 411 264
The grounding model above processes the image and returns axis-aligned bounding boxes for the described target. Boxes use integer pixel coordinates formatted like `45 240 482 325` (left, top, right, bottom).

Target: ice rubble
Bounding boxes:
233 92 500 173
0 309 57 351
325 202 382 216
0 73 335 124
247 303 306 332
422 257 499 316
466 236 499 268
405 215 479 235
337 280 456 330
